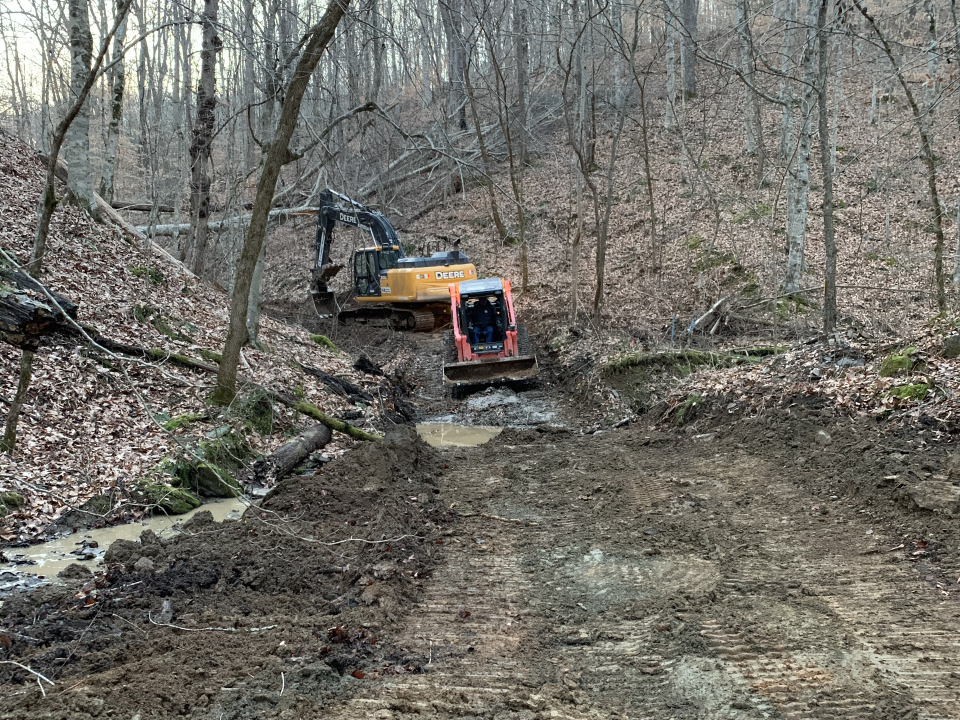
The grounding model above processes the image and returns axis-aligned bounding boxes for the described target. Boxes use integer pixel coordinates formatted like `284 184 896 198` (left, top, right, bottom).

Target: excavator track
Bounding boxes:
413 310 436 332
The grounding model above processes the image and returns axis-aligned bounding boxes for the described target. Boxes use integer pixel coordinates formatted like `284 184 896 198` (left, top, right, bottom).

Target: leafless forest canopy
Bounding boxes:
2 0 960 330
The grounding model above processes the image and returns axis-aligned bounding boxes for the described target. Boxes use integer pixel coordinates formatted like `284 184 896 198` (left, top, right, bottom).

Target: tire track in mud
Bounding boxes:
697 454 960 720
328 525 545 719
326 433 960 719
325 450 698 720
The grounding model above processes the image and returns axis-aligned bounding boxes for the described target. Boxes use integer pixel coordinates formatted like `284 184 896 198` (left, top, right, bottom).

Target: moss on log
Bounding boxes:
289 400 381 441
139 483 201 514
604 346 785 375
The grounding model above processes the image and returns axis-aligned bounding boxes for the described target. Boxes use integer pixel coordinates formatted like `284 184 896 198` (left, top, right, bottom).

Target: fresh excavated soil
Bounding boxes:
0 427 453 719
5 314 960 719
4 402 960 718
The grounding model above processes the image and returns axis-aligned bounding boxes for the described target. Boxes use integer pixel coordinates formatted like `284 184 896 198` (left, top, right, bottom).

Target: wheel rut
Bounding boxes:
328 430 960 719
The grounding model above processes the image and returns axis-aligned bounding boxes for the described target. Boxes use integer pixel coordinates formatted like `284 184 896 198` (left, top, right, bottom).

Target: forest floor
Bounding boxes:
3 316 960 719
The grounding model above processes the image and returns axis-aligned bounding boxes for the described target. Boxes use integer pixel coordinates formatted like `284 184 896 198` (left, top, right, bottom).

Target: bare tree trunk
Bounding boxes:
777 0 797 162
678 0 697 99
854 0 946 310
735 0 764 177
924 0 939 114
369 0 384 103
829 36 842 174
418 0 433 105
135 0 149 175
98 0 128 205
782 0 818 293
486 26 528 291
0 350 35 455
29 0 133 275
515 0 529 165
638 83 658 257
571 160 582 324
951 0 960 285
817 0 836 333
439 0 467 131
464 60 507 241
213 0 349 405
65 0 100 220
186 0 221 277
246 242 266 346
664 0 677 130
243 0 256 170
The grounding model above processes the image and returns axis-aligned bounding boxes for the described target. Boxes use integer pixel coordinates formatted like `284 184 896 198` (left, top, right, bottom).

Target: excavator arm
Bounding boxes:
310 188 404 315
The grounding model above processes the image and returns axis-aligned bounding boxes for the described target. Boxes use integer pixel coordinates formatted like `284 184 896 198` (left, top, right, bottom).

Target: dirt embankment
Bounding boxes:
0 427 451 720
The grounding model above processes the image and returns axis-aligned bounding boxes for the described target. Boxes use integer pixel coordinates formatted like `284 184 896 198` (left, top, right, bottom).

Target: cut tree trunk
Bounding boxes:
247 423 332 485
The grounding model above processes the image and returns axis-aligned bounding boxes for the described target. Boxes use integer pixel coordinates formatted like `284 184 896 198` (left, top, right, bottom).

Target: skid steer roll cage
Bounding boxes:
449 279 520 363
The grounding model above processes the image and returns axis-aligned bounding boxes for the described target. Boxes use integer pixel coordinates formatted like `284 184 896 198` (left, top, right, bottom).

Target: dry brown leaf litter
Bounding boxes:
0 130 385 542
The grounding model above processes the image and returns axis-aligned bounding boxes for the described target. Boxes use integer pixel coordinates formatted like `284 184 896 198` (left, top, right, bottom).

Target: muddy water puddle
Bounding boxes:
2 497 248 585
416 422 502 447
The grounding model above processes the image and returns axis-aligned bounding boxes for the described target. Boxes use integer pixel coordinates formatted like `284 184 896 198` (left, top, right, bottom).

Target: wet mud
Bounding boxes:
4 329 960 718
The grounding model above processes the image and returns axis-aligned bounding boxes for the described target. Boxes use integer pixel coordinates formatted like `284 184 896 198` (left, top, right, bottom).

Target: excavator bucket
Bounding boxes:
311 289 339 317
443 354 539 388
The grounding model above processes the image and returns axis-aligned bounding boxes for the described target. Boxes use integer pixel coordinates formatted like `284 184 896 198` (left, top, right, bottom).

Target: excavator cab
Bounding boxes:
353 246 401 298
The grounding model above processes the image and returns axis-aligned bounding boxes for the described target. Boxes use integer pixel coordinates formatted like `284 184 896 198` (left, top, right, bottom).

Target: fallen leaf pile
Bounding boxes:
657 329 960 434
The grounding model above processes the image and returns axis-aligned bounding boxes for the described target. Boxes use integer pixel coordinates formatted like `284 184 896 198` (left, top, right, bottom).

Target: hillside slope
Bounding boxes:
0 130 386 541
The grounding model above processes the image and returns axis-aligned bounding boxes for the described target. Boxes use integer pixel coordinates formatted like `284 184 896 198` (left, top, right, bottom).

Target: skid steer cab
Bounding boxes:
442 278 539 389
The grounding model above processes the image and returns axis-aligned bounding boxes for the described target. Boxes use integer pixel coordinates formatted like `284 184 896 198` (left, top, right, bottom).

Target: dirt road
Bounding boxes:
4 328 960 718
316 420 960 720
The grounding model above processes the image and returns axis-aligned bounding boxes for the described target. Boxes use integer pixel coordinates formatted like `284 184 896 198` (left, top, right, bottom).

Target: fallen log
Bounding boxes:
137 205 320 236
268 392 381 441
82 336 382 441
112 202 175 213
298 361 375 404
91 336 219 372
691 297 728 333
0 270 78 350
247 422 332 485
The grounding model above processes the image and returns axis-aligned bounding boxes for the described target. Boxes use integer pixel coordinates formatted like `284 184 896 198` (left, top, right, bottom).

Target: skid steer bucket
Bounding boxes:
443 354 539 387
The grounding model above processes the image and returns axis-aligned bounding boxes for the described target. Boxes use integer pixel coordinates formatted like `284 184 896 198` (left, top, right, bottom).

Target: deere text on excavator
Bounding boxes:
310 189 478 331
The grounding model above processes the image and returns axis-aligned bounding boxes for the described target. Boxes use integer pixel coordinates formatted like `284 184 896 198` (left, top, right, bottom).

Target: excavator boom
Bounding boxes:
310 189 478 329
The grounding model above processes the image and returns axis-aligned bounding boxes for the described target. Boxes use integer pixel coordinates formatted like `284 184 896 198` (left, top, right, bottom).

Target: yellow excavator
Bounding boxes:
310 189 478 331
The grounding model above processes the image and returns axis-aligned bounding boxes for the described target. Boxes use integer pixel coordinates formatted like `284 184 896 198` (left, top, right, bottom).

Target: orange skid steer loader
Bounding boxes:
442 278 539 390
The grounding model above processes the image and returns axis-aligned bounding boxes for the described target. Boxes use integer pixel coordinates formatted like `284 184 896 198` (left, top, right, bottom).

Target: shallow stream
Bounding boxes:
1 497 248 589
416 422 502 447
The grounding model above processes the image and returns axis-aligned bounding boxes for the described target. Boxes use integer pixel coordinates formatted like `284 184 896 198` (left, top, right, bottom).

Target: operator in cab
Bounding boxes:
469 296 496 344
